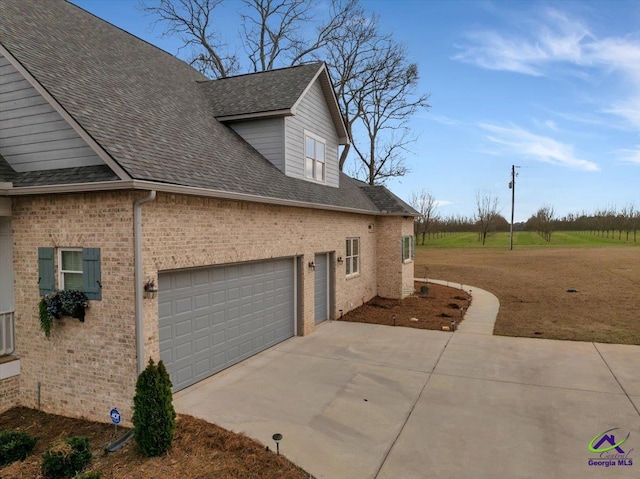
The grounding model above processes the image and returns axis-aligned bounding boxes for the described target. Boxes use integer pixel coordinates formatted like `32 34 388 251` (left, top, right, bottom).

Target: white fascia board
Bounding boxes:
216 109 292 122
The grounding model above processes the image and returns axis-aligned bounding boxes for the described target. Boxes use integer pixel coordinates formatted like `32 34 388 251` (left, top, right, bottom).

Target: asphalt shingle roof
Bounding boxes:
198 63 323 117
0 154 118 186
0 155 16 183
0 0 415 215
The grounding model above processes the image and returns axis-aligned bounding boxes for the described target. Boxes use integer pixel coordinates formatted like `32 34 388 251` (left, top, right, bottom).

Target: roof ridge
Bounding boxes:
196 61 324 83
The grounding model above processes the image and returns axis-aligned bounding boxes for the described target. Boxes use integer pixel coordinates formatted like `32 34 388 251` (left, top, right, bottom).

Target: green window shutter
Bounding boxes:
38 247 55 296
411 236 415 260
82 248 102 300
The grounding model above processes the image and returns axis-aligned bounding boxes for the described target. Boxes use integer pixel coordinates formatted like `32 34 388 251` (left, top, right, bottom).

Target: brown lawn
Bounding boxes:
415 246 640 344
0 407 310 479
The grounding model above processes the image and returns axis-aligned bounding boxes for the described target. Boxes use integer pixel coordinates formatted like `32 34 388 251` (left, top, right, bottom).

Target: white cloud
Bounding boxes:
478 122 599 171
434 200 453 207
453 8 640 132
618 146 640 164
422 113 461 126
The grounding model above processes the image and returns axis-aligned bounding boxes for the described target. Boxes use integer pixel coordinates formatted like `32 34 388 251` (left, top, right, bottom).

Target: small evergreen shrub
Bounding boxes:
132 358 176 457
41 436 92 479
0 430 37 466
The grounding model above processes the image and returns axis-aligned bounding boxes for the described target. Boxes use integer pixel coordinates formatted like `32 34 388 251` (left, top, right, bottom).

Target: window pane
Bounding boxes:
62 250 82 271
316 142 325 162
306 137 315 158
346 239 351 256
346 258 351 275
353 256 359 273
64 272 83 290
305 157 314 178
315 161 324 181
353 239 359 256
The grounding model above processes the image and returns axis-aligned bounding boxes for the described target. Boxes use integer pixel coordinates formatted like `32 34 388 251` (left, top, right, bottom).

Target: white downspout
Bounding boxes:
134 190 156 374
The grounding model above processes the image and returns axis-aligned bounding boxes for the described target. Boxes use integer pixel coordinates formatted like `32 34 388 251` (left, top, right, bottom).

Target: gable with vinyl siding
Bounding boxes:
0 53 103 173
284 79 340 188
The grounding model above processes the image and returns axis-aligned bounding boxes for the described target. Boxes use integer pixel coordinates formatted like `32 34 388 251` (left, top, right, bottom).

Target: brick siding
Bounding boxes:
9 191 412 423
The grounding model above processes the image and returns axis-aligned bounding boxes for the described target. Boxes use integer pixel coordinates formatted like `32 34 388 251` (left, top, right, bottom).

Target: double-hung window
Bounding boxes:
59 248 83 290
305 131 325 182
38 247 102 300
402 236 415 262
346 238 360 277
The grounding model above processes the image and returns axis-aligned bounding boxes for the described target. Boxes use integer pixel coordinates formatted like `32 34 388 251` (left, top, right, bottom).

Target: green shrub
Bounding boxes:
132 358 176 456
41 436 92 479
0 430 37 466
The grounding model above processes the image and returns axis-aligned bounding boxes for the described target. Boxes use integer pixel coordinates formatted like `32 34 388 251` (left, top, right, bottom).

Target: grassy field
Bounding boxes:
417 231 639 248
415 239 640 345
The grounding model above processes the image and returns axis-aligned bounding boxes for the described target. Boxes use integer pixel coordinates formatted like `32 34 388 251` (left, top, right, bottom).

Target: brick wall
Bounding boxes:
375 216 416 299
140 193 382 361
11 191 411 423
12 192 137 424
0 374 20 413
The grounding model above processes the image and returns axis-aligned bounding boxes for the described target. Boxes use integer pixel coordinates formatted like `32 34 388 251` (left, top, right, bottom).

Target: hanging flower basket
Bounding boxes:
38 290 89 338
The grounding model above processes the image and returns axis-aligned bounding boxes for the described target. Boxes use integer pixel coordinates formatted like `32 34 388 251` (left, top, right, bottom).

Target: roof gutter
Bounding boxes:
134 190 156 374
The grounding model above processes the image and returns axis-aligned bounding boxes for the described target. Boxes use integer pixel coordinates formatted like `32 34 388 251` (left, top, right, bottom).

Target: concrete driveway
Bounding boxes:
174 293 640 478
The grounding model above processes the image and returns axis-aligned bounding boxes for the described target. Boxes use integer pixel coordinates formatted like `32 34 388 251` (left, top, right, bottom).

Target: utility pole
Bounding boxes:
509 165 520 250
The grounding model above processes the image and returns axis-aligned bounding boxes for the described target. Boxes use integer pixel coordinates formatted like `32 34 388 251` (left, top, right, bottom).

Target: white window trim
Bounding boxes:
402 236 415 263
304 129 326 184
58 247 83 290
346 237 360 278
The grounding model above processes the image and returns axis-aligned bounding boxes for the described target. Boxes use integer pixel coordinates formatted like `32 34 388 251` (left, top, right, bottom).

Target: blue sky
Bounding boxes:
70 0 639 221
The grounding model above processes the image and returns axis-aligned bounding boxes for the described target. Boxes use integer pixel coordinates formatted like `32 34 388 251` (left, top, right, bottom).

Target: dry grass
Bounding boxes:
416 246 640 344
0 407 310 479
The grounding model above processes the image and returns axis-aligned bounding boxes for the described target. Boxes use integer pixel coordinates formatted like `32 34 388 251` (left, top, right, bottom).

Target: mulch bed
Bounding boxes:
0 407 310 479
339 281 471 331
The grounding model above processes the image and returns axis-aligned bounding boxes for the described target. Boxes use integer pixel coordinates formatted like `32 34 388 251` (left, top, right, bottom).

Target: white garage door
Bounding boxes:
159 258 295 391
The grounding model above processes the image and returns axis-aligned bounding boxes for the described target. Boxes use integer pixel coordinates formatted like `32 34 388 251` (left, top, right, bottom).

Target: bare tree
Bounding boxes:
349 54 429 185
143 0 239 78
241 0 359 72
143 0 429 184
475 191 501 245
409 189 438 245
535 205 555 242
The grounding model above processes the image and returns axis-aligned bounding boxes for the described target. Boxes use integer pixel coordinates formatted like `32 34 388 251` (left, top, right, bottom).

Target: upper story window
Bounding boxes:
346 237 360 277
305 131 325 182
59 248 83 290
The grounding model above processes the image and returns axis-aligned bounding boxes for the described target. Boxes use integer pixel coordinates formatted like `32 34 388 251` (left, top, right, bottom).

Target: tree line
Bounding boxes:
533 205 640 243
410 188 639 244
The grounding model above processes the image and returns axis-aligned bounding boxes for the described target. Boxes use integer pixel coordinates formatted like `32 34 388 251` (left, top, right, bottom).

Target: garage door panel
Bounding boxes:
174 317 192 338
211 310 225 325
194 314 209 332
211 330 226 347
194 292 210 309
175 341 192 361
173 270 193 290
194 335 209 353
193 269 209 285
159 258 295 392
175 297 192 314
